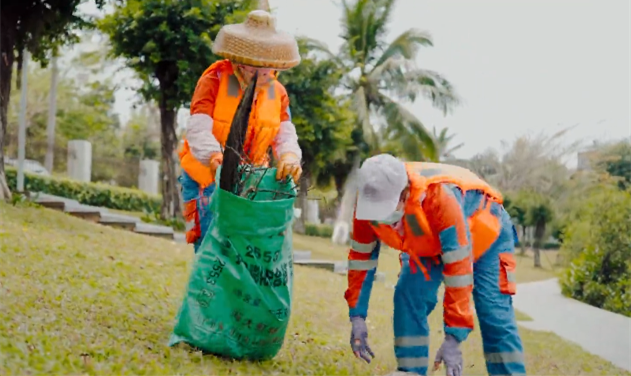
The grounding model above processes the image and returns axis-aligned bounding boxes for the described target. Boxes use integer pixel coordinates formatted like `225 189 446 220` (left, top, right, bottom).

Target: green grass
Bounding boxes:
514 310 533 322
1 202 629 375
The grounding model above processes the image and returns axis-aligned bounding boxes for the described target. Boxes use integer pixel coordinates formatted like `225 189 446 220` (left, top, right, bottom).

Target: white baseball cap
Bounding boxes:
355 154 408 221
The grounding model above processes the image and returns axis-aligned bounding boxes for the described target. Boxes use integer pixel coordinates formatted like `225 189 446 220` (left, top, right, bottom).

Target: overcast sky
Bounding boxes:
76 0 630 161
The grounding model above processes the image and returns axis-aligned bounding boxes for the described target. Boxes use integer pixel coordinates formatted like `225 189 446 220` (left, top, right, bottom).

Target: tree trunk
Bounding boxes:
155 61 182 220
0 17 16 201
293 172 310 235
519 225 527 255
533 247 541 268
331 167 348 227
333 169 346 204
332 155 361 245
533 222 546 268
45 55 59 173
158 104 180 219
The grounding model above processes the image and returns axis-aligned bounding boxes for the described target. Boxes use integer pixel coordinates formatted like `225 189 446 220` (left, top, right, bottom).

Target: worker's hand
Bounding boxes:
276 152 302 182
210 152 223 177
350 316 374 363
433 334 463 376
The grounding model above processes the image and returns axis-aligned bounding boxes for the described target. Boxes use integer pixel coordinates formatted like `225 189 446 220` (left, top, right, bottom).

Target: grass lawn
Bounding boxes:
1 202 628 375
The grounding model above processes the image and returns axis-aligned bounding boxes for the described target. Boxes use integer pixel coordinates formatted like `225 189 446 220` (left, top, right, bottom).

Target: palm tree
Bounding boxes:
339 0 459 159
433 126 464 161
306 0 459 159
505 190 532 256
526 194 554 268
324 0 460 244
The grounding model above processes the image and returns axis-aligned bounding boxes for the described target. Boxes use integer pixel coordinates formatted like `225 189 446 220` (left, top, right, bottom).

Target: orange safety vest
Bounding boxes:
370 162 504 263
179 60 283 187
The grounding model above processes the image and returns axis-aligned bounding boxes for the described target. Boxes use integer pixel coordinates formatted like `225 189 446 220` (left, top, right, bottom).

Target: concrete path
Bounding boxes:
513 278 631 371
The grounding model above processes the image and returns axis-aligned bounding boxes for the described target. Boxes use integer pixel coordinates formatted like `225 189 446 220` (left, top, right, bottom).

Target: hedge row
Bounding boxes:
5 167 161 213
515 241 560 250
559 187 631 317
305 223 334 238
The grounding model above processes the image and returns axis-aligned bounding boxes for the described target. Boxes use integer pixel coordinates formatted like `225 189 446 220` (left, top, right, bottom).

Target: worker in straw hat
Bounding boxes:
179 0 303 252
344 154 526 376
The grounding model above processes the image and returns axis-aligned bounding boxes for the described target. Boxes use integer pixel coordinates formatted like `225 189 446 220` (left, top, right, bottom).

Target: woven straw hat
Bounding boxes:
212 3 300 70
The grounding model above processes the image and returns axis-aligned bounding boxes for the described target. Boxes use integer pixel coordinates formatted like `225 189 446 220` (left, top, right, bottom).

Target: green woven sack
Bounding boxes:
169 167 296 360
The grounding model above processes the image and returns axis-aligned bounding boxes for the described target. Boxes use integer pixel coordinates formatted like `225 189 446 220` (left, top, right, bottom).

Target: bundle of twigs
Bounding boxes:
219 73 258 194
238 165 297 201
218 73 300 201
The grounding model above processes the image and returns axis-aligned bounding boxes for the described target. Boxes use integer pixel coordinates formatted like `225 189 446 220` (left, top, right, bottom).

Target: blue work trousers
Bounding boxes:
179 172 215 253
393 205 526 376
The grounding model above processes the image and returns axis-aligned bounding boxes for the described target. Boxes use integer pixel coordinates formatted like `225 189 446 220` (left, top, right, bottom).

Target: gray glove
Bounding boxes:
433 334 463 376
350 316 375 363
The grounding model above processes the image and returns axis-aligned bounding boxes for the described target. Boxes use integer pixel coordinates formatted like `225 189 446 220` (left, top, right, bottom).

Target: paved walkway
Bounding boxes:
513 278 631 371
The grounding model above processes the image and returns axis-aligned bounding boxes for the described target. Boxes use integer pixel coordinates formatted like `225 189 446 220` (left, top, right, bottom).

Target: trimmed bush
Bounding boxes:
559 186 631 317
305 223 333 238
5 167 161 213
515 241 560 250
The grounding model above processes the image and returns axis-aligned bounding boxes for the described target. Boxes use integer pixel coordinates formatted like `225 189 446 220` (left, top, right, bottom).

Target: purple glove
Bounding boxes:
350 316 375 363
433 334 463 376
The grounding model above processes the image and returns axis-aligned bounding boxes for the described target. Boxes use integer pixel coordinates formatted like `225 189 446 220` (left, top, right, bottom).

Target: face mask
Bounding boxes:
237 65 275 87
377 210 404 225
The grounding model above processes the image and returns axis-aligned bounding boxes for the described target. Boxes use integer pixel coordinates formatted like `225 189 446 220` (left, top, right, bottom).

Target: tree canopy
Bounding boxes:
278 37 356 231
1 0 108 200
460 127 580 198
99 0 256 111
338 0 459 160
595 140 631 190
279 38 355 188
99 0 257 218
4 64 126 184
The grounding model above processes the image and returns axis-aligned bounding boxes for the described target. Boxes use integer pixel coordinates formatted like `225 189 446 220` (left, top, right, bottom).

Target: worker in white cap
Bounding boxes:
345 154 526 376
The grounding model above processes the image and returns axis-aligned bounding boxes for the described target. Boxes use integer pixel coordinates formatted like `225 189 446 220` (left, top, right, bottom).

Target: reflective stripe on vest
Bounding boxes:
228 70 277 100
227 74 240 97
506 270 516 282
350 239 377 254
213 71 282 164
441 245 471 264
348 259 378 271
444 273 474 287
185 220 197 232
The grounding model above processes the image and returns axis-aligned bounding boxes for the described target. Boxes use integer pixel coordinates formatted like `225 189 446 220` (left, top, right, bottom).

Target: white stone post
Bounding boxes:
67 140 92 182
306 199 321 224
139 159 160 195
